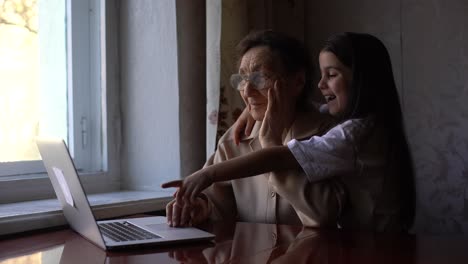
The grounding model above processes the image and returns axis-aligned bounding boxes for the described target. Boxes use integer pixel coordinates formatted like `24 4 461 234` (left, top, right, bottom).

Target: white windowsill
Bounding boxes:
0 190 173 236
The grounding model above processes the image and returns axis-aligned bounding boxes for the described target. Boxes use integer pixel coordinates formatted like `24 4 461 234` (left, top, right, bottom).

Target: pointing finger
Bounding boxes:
161 180 183 188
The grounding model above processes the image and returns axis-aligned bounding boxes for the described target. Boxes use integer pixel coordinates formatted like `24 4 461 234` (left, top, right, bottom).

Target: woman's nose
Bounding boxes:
243 81 256 96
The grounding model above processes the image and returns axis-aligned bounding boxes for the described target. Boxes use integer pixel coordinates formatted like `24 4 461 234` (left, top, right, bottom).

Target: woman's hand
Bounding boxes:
162 168 215 227
259 80 296 148
232 107 256 145
165 195 210 227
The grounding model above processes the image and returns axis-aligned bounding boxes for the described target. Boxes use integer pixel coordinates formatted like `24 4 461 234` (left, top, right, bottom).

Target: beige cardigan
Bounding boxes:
202 109 346 227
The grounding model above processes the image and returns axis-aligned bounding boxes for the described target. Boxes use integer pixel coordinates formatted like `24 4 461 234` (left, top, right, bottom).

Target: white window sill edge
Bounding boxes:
0 190 173 236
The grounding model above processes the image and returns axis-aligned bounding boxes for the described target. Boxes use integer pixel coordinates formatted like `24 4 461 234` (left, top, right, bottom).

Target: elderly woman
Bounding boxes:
164 30 345 227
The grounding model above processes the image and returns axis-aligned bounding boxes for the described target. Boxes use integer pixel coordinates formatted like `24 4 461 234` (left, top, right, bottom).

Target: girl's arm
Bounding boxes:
161 145 301 204
207 145 301 180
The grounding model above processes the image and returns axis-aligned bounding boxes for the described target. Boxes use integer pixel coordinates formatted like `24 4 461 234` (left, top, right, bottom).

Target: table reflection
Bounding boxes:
166 222 325 264
0 223 320 264
3 221 468 264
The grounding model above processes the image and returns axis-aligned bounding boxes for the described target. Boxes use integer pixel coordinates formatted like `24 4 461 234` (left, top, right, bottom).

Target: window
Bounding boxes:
0 0 48 175
0 1 206 235
0 0 110 202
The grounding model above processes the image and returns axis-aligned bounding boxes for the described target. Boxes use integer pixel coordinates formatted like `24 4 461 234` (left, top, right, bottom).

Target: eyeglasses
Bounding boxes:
230 72 270 91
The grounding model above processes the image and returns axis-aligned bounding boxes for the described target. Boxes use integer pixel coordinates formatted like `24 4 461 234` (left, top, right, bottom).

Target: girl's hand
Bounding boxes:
162 167 215 205
232 107 255 145
259 80 296 148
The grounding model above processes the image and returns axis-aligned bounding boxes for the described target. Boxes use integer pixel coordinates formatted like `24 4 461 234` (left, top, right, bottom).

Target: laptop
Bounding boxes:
36 138 215 250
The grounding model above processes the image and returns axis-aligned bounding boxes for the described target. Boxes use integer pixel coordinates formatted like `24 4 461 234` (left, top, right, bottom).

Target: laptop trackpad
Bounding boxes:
146 224 204 238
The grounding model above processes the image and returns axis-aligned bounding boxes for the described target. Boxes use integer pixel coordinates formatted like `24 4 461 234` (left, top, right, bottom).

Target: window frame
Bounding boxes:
67 0 103 173
0 0 119 203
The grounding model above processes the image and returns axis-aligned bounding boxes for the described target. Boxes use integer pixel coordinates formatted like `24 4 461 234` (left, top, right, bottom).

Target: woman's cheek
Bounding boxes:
259 89 269 98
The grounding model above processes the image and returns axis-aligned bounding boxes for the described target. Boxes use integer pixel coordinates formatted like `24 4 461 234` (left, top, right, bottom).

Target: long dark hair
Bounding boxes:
322 32 415 231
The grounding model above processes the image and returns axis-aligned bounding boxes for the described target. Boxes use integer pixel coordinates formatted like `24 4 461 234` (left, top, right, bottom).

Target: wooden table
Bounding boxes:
1 220 468 263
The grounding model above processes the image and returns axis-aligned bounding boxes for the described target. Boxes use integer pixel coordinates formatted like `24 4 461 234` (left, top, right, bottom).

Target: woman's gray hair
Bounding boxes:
236 30 313 109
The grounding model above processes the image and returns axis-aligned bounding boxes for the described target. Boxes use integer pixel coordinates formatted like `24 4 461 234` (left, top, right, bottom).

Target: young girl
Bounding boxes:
163 32 415 232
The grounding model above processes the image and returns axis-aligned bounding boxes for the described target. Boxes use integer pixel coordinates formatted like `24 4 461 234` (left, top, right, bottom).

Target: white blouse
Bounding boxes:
287 117 375 183
288 116 413 231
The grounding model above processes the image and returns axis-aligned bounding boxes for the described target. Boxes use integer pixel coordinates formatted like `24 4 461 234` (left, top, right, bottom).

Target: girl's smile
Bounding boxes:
318 51 353 117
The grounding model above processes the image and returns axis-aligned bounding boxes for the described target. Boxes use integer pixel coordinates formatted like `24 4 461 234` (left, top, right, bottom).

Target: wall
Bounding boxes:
305 0 468 234
176 0 207 177
402 0 468 233
119 0 180 191
119 0 206 191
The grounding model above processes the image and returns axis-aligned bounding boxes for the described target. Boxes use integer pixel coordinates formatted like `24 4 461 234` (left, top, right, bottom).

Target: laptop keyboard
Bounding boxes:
99 221 161 242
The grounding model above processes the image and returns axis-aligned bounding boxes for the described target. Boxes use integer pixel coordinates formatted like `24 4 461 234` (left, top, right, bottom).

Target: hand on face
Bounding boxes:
237 46 278 121
239 78 270 121
259 79 297 148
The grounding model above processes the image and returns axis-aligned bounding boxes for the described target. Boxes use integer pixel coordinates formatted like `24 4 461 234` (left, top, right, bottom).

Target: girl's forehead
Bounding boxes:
319 51 348 70
319 51 339 64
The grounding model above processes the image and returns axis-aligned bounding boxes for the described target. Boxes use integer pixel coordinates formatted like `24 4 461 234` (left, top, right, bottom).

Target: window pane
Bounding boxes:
0 0 67 163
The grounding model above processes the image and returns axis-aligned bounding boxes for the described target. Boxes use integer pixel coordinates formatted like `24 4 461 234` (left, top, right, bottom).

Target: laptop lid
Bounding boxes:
37 138 107 249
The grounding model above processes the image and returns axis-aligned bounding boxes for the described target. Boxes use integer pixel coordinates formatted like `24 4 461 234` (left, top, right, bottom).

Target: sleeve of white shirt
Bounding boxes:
287 118 370 182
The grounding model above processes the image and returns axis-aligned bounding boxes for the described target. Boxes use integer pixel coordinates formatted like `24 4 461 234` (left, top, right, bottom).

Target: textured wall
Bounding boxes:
305 0 468 234
402 0 468 234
